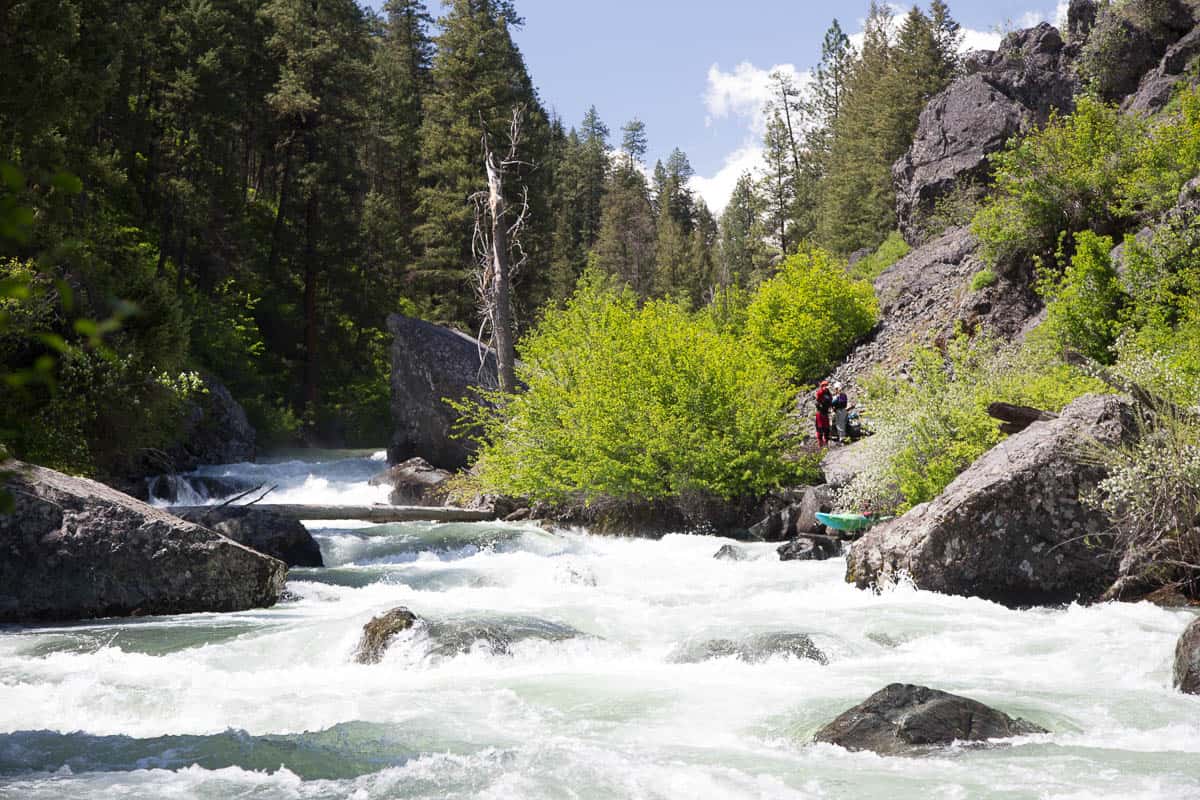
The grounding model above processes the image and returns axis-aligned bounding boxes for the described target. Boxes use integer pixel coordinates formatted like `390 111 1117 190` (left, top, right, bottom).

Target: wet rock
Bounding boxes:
368 457 452 506
424 616 581 658
894 23 1077 243
166 375 256 473
387 312 500 471
355 607 419 664
669 632 827 665
814 683 1046 755
777 535 842 562
0 460 285 623
713 544 749 561
1175 616 1200 695
847 395 1134 607
174 506 324 567
145 474 258 505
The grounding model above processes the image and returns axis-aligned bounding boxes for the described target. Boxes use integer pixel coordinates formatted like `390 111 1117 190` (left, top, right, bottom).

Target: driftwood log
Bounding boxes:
168 505 498 524
987 402 1059 435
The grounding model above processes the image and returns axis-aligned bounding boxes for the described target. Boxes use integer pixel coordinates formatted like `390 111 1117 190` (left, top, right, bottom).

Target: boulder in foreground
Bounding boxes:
0 461 286 623
174 506 324 567
814 683 1046 755
1175 616 1200 695
847 394 1133 607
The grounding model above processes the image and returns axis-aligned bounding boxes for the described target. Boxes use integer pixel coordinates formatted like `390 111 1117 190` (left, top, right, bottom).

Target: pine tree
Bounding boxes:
620 118 648 172
760 108 798 256
719 172 769 289
593 161 657 299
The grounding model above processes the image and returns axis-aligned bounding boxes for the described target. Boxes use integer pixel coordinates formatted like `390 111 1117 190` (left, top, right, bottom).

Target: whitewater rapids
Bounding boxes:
1 452 1198 799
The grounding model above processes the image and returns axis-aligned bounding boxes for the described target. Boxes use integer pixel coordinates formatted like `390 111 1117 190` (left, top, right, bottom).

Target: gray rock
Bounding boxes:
1175 616 1200 695
669 632 827 665
847 395 1135 607
0 461 286 623
166 374 256 472
174 506 324 568
368 457 452 506
894 23 1077 243
713 544 749 561
778 535 842 562
814 683 1047 755
795 485 835 534
1123 26 1200 115
821 440 876 489
355 607 418 664
1067 0 1100 44
1084 0 1196 103
387 313 499 471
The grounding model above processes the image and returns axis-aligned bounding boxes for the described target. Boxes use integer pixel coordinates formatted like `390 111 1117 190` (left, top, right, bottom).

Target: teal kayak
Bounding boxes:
815 512 892 532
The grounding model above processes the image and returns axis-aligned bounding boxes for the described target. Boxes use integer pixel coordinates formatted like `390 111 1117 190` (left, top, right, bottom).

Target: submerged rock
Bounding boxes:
356 607 419 665
1175 616 1200 695
387 312 499 471
669 632 827 665
368 457 452 506
424 616 581 658
814 683 1046 755
713 544 750 561
777 535 842 562
174 506 324 567
0 461 285 623
847 395 1133 607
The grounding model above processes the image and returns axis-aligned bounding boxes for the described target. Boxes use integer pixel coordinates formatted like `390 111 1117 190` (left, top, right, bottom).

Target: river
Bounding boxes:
1 452 1198 799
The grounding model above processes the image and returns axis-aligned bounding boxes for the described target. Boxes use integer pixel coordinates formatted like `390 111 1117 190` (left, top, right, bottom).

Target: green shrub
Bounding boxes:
848 231 910 282
969 268 997 291
459 272 800 503
1040 230 1126 364
838 334 1106 513
744 244 878 385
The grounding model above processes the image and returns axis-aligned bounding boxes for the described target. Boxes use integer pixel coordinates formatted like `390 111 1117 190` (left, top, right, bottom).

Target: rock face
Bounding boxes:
814 683 1047 755
830 226 1043 397
778 535 842 562
355 607 418 664
0 461 286 623
387 312 499 471
1124 26 1200 115
174 506 324 568
166 375 256 472
751 486 835 541
893 23 1077 242
847 395 1134 607
368 457 452 506
1175 616 1200 695
1082 0 1198 103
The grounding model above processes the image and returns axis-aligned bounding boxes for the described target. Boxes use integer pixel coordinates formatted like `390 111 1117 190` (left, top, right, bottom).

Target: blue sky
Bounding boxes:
365 1 1065 210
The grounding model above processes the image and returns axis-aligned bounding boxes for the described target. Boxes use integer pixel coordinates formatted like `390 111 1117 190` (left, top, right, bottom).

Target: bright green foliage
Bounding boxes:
848 231 910 281
462 272 799 503
743 245 878 385
839 334 1106 512
970 268 997 291
1040 231 1125 364
1120 87 1200 218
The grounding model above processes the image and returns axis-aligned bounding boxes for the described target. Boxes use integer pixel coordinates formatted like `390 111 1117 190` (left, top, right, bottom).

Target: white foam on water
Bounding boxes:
5 455 1200 799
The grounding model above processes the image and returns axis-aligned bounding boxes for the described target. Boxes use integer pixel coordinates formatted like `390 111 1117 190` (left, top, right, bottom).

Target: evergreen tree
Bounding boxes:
719 172 769 289
593 163 657 299
620 118 648 172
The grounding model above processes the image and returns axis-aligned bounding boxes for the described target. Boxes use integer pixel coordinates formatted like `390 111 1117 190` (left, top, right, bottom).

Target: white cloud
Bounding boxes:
690 145 763 215
961 27 1003 53
703 62 809 135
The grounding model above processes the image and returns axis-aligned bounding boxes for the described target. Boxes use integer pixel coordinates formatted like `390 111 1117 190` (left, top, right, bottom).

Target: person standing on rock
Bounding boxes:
814 380 833 447
832 383 851 442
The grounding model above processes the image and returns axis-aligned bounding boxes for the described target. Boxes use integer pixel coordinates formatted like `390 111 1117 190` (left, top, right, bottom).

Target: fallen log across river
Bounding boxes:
167 504 499 523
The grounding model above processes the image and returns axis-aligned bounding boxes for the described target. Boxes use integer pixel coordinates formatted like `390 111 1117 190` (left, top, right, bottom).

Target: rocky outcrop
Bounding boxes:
1175 616 1200 695
750 486 835 541
669 632 827 665
894 24 1077 243
368 457 452 506
0 461 286 623
355 607 418 664
847 395 1134 607
167 375 256 472
174 506 324 568
1123 26 1200 115
777 535 842 562
387 312 500 471
830 227 1043 393
813 683 1046 755
1081 0 1198 103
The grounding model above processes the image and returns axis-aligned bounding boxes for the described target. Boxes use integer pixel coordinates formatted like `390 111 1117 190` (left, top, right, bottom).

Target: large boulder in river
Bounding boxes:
1175 616 1200 695
777 535 842 562
356 607 419 664
368 457 452 506
387 313 499 471
173 506 324 567
847 395 1135 607
893 23 1077 243
813 683 1046 755
0 461 286 623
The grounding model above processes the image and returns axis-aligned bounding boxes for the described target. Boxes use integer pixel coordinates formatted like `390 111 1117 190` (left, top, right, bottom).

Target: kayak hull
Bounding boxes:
815 512 886 532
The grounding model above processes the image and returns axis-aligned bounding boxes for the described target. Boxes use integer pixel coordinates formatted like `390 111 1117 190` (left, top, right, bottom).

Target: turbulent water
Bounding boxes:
2 453 1199 799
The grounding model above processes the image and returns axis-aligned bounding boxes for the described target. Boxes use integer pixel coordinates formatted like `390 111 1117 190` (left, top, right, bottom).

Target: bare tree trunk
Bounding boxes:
485 152 517 394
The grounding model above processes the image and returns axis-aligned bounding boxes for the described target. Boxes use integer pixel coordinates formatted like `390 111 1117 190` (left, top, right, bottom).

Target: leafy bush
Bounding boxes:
1039 230 1125 364
837 334 1106 513
848 231 910 282
744 244 878 385
969 268 997 291
459 272 801 503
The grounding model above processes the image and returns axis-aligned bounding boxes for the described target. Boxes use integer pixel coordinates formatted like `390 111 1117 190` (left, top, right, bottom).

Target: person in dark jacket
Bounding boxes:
814 380 833 447
831 382 850 442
